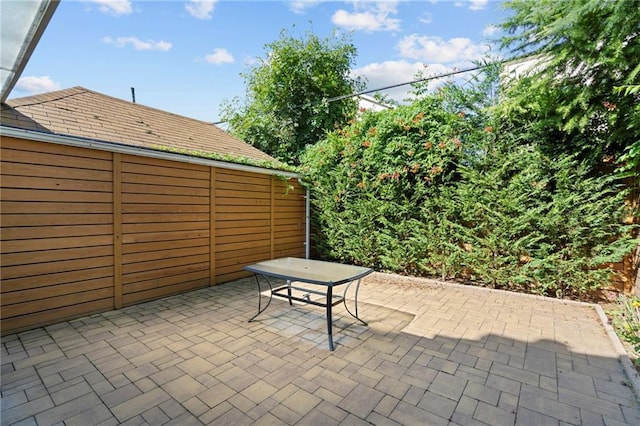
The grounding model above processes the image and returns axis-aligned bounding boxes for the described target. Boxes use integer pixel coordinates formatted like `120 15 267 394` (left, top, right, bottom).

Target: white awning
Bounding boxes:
0 0 59 103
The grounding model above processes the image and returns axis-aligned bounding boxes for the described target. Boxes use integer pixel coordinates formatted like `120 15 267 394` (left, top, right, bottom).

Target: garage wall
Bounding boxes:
212 169 306 283
213 168 273 283
273 179 306 259
0 136 306 334
120 154 213 306
1 138 115 333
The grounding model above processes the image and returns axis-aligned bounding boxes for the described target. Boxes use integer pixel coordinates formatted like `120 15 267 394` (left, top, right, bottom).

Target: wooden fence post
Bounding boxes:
113 153 123 309
210 168 217 285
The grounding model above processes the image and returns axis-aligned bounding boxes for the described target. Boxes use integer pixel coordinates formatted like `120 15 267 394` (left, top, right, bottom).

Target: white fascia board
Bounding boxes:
0 125 300 179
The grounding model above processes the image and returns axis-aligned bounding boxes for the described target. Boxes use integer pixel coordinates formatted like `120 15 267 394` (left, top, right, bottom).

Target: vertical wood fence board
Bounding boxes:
210 168 216 285
113 153 123 309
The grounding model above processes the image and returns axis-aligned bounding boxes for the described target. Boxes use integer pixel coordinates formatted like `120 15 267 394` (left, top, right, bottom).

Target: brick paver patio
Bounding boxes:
2 273 639 425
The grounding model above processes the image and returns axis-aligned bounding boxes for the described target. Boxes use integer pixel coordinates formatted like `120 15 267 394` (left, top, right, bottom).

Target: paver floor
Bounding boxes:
1 273 639 425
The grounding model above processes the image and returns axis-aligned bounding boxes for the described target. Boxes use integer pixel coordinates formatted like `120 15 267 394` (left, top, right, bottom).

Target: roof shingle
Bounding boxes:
1 86 275 163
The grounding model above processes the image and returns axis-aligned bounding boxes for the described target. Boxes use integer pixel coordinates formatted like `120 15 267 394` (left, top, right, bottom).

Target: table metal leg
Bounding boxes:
343 278 368 326
247 272 367 351
248 274 273 322
326 286 334 351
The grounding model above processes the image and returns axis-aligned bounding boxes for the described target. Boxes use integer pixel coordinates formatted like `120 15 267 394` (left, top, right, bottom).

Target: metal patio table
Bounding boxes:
243 257 373 351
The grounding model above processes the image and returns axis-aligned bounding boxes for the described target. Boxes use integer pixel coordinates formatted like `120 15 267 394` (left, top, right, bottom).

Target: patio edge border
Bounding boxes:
594 304 640 399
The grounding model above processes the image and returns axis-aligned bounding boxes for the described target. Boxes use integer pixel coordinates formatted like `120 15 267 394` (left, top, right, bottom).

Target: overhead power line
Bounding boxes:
213 56 530 125
325 63 485 104
327 54 535 104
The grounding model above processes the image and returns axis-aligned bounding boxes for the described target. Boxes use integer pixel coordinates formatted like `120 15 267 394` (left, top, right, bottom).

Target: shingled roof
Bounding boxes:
0 86 275 164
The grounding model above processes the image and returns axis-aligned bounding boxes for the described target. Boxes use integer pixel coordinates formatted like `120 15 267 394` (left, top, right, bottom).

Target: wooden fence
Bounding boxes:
0 136 306 334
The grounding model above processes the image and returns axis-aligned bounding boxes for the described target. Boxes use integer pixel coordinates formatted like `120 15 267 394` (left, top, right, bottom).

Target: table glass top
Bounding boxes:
244 257 373 286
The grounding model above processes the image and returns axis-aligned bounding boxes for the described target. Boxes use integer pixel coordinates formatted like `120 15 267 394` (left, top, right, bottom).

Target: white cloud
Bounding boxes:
243 55 259 67
15 76 61 94
102 36 172 51
185 0 218 19
469 0 489 11
204 48 234 64
419 12 433 25
397 34 489 63
352 60 451 103
482 24 499 38
455 0 488 11
288 0 324 14
332 1 401 32
85 0 133 16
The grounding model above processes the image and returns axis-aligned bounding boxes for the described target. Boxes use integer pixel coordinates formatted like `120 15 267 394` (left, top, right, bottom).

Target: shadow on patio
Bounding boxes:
2 274 639 425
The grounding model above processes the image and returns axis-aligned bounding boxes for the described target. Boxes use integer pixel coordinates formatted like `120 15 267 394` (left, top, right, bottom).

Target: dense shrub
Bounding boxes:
301 97 469 275
456 143 636 297
300 95 637 298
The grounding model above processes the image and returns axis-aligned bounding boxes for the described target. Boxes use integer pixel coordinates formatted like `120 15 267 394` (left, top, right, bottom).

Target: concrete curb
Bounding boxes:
594 304 640 399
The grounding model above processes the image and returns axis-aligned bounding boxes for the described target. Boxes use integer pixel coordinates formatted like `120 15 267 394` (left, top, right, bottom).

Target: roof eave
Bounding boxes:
0 125 300 179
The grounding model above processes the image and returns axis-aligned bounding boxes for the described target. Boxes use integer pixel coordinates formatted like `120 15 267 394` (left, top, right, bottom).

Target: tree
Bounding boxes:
220 29 365 164
497 0 640 166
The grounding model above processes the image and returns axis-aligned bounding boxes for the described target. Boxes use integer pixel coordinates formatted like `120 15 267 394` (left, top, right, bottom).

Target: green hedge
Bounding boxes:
300 96 637 298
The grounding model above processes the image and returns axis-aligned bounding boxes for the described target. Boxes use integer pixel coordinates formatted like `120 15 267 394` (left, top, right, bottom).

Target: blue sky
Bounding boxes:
13 0 507 123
